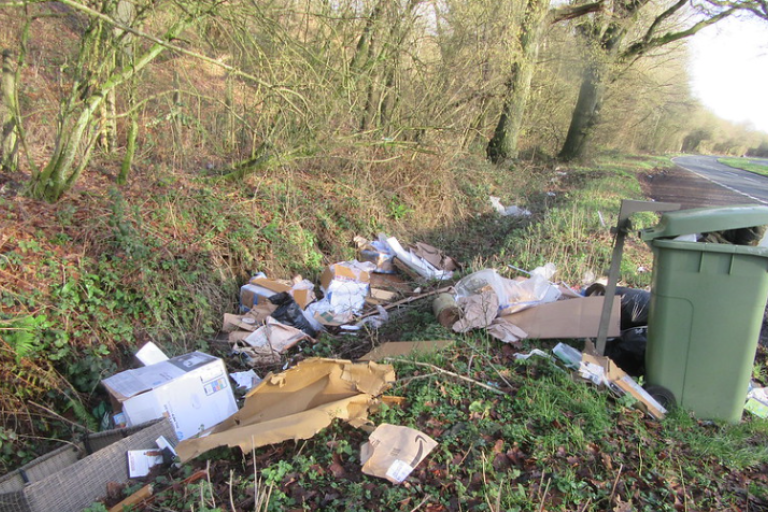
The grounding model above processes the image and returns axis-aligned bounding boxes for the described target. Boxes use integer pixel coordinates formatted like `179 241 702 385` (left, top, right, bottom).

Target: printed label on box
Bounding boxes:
385 459 414 484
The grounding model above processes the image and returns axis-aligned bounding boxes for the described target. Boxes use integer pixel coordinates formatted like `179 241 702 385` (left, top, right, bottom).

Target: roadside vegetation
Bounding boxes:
4 151 768 511
2 1 768 510
720 157 768 177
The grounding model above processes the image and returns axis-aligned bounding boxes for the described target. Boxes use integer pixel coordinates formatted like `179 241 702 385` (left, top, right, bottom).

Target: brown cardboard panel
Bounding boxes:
176 358 395 462
496 296 621 339
360 424 438 484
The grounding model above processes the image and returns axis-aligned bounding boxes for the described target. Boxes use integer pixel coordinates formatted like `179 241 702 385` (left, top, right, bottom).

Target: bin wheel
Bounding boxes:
644 384 677 410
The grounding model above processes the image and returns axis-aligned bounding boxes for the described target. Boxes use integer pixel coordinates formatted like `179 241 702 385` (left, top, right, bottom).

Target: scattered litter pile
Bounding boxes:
6 227 763 511
223 234 459 366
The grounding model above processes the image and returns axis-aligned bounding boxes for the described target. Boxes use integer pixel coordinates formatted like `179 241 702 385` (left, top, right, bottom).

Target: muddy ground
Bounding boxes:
642 164 762 208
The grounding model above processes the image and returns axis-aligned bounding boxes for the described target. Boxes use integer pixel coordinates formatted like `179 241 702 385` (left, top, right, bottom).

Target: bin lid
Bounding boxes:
640 205 768 241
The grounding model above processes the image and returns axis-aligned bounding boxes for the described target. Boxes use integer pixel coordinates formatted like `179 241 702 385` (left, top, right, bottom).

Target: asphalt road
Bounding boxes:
673 155 768 205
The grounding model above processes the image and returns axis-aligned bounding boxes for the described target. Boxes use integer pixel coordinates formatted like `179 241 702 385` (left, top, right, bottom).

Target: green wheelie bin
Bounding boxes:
640 205 768 423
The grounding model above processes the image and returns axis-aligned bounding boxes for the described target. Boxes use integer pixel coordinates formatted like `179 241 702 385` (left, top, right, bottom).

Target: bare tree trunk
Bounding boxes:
1 49 19 173
29 18 190 202
486 0 601 163
225 74 235 151
486 0 548 163
117 117 138 185
100 88 118 151
556 0 734 161
557 59 603 161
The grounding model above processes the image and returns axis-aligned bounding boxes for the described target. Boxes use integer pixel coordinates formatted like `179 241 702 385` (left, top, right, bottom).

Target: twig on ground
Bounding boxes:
383 358 506 395
608 463 624 506
537 475 552 512
357 286 453 319
409 494 433 512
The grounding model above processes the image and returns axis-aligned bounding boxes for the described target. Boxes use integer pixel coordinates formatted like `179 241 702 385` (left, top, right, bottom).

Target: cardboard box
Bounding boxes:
240 277 315 311
496 296 621 339
320 261 371 290
102 352 238 441
320 261 372 314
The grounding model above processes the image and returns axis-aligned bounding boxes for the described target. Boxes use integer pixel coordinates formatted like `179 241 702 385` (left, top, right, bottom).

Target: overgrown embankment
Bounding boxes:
1 152 656 468
4 153 768 511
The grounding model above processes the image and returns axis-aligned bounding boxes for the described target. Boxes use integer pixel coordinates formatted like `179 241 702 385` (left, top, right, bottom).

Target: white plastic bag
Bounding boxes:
500 264 561 314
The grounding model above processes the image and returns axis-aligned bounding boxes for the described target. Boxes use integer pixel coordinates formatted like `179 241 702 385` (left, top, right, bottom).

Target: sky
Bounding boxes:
689 15 768 134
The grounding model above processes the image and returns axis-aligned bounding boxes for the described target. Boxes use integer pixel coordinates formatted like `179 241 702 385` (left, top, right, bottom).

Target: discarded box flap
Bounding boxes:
496 296 621 339
222 313 260 333
386 237 453 281
359 340 454 361
360 424 438 484
135 342 169 366
243 277 315 310
369 287 399 302
175 358 395 462
606 363 667 420
320 261 372 290
409 242 460 272
102 360 187 400
580 344 666 419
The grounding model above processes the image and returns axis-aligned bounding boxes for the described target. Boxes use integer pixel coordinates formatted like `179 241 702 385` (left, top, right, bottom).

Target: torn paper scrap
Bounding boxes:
135 342 169 366
385 236 453 281
176 358 396 462
452 290 499 333
230 317 311 365
486 320 528 344
360 424 437 484
230 370 262 391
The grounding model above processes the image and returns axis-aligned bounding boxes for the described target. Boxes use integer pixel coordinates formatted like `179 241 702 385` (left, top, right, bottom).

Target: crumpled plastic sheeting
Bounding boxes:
501 264 561 314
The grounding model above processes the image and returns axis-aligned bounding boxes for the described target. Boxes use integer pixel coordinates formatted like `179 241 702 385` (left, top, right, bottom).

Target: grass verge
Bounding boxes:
719 157 768 176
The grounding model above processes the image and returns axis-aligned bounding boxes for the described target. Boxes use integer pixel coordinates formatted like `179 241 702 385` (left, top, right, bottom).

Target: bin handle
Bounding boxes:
596 200 679 355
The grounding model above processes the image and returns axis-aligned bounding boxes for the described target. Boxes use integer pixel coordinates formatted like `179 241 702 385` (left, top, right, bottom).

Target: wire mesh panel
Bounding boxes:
0 419 177 512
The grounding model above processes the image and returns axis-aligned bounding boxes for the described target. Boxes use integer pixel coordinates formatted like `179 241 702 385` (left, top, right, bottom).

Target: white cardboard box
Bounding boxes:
102 352 238 441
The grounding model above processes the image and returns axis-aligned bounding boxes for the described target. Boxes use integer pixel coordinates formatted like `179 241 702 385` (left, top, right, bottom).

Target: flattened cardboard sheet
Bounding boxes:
496 296 621 339
176 358 395 462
